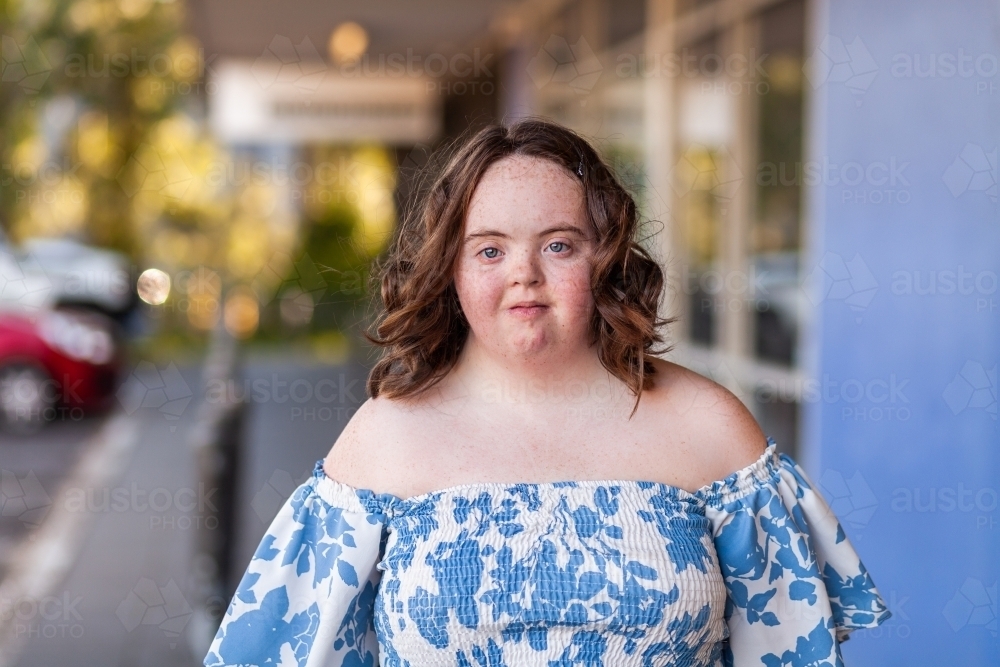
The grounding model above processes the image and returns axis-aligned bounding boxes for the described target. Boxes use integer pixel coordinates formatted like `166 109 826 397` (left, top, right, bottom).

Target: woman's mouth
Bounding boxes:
508 305 549 318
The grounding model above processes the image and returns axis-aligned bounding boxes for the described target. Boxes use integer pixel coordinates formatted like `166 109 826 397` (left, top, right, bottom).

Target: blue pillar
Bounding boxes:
802 0 1000 663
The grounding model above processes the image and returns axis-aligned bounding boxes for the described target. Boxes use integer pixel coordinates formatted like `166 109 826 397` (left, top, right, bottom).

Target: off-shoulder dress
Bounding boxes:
205 436 890 666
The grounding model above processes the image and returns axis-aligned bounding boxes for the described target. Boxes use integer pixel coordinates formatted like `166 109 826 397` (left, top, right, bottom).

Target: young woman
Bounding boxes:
205 119 890 666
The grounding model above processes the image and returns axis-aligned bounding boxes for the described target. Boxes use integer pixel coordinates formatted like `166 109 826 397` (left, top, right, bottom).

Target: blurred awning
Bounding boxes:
189 0 530 144
208 59 442 144
187 0 520 62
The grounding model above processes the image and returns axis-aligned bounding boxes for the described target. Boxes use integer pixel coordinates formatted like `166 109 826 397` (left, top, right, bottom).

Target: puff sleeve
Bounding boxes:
204 461 390 667
704 441 891 666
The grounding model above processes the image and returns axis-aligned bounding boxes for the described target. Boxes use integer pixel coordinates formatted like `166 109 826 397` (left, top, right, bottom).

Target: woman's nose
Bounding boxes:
508 247 542 286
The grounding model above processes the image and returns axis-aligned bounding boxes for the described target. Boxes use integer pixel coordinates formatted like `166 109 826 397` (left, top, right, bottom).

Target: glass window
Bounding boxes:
751 0 806 366
607 0 647 48
750 0 806 458
676 0 717 14
753 390 799 458
674 33 734 346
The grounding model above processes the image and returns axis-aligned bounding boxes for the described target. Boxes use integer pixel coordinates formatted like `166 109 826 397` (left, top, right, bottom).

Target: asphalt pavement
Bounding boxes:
0 348 371 667
0 416 106 583
7 363 206 667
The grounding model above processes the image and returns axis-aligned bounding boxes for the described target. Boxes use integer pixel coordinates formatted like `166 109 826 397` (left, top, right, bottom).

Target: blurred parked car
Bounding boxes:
0 229 139 325
0 307 126 433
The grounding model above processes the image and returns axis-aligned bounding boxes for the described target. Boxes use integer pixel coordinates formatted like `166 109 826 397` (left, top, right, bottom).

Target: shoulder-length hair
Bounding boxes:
364 118 675 416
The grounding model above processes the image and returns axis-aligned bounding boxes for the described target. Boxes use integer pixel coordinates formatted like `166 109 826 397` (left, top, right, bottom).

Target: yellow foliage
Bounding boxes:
77 110 111 172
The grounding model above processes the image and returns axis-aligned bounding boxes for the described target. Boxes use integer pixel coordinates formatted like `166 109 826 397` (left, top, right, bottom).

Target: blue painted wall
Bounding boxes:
802 0 999 663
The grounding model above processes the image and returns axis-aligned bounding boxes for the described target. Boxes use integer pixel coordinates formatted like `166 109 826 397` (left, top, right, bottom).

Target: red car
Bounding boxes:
0 307 125 432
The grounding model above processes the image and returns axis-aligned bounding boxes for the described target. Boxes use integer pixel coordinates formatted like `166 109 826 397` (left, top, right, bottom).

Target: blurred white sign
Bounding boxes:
208 59 442 145
679 79 734 146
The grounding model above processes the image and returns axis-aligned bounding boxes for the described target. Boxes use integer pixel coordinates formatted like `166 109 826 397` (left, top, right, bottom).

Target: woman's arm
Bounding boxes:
204 458 389 667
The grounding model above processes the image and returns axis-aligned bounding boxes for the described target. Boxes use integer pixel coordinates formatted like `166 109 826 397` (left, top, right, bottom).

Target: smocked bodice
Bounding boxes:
205 437 891 666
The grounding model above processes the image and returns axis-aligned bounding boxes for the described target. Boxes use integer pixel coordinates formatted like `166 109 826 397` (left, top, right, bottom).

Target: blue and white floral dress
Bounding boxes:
205 437 890 666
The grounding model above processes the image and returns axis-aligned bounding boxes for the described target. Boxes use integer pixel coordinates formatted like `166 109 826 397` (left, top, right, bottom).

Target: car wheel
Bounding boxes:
0 363 56 434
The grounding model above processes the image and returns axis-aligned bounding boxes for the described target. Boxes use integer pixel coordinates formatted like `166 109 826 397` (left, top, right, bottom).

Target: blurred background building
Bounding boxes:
0 0 996 664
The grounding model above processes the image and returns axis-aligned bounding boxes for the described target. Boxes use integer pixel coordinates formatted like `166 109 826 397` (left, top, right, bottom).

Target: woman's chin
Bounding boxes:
506 333 556 358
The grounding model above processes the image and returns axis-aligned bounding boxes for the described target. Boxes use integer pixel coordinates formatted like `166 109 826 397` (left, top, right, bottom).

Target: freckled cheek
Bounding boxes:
455 270 507 321
550 268 594 318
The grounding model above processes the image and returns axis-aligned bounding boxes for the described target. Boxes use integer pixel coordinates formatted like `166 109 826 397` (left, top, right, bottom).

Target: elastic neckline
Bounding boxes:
310 436 781 516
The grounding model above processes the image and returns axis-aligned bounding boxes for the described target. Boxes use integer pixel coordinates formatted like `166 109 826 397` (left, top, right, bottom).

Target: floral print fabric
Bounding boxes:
205 437 890 666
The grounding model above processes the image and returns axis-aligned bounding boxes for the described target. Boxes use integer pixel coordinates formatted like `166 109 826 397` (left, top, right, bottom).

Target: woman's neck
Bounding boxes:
444 335 630 408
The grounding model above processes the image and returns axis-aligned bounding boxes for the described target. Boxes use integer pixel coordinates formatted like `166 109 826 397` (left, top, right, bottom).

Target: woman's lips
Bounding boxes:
508 305 548 317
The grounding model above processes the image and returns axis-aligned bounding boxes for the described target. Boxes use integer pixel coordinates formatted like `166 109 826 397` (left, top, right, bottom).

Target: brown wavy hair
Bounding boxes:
364 118 675 417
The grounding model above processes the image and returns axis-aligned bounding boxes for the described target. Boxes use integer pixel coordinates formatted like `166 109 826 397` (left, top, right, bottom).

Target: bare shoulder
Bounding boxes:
645 357 768 486
321 394 419 493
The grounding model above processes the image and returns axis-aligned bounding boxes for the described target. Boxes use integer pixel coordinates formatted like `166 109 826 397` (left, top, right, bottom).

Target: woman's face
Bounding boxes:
454 154 596 361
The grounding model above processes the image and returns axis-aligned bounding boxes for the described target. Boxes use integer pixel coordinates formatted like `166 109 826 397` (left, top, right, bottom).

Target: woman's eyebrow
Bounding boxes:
464 225 587 242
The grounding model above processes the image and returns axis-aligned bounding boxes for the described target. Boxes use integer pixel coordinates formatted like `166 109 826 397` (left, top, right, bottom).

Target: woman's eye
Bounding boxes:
480 247 500 259
548 241 569 253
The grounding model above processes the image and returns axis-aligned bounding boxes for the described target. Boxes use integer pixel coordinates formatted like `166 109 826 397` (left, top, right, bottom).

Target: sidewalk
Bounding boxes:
0 352 231 667
0 417 106 583
0 341 370 667
228 352 371 595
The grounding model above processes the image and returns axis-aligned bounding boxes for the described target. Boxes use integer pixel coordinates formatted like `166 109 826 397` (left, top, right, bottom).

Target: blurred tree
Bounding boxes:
0 0 204 253
256 144 396 341
0 0 394 346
